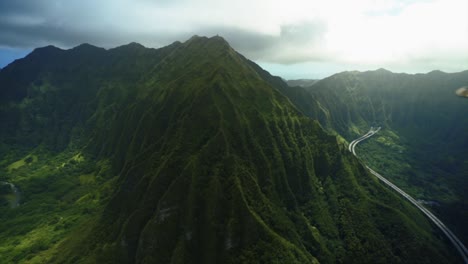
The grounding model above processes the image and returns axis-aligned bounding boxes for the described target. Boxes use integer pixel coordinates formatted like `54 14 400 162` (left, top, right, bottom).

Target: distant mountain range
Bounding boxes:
287 79 319 87
0 36 465 263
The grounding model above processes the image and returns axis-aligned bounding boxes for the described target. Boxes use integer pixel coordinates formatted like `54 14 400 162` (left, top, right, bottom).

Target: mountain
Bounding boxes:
300 69 468 245
306 69 468 138
287 79 319 87
0 36 460 263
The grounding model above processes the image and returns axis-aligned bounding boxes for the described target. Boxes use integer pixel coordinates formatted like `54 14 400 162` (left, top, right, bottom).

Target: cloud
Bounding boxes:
201 22 329 64
0 0 467 77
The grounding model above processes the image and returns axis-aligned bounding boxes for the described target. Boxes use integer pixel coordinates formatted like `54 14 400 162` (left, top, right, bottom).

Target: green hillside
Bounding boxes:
302 69 468 245
0 36 461 263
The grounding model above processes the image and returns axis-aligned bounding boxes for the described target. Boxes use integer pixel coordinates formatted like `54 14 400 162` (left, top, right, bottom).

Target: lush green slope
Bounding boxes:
302 69 468 245
0 37 460 263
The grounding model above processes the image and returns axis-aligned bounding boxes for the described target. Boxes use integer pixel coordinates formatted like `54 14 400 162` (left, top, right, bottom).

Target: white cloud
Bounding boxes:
0 0 467 77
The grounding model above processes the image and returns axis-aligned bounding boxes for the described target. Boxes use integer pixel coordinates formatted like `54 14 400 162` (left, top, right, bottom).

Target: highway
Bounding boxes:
350 128 468 264
348 126 381 156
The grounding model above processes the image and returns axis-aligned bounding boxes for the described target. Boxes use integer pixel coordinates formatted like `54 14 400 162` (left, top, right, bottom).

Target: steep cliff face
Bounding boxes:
0 37 459 263
301 69 468 244
306 69 468 139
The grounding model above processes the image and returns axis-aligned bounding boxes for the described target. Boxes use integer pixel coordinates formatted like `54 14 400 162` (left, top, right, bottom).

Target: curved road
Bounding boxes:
350 128 468 264
348 126 381 156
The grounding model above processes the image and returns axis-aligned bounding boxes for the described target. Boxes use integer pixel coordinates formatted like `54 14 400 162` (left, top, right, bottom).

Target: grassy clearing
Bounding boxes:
0 148 116 263
7 155 38 173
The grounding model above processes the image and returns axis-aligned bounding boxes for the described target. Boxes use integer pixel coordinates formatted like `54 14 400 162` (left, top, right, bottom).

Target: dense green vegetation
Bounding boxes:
0 147 116 263
0 36 462 263
294 69 468 245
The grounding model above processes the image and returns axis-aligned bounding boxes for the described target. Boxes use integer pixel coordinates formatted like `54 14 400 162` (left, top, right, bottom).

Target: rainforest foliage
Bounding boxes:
290 69 468 245
0 36 463 263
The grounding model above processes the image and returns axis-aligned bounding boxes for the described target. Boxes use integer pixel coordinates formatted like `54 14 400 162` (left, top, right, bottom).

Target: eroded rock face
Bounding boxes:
455 87 468 98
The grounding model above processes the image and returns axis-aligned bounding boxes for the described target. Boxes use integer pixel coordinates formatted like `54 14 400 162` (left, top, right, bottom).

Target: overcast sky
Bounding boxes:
0 0 467 79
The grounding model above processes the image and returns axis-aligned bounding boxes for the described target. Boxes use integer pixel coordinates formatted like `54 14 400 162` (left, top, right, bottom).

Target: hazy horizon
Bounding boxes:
1 36 467 80
1 0 467 79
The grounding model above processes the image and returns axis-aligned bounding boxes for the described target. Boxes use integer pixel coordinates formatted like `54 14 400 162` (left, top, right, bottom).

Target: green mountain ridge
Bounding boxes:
295 69 468 246
0 36 462 263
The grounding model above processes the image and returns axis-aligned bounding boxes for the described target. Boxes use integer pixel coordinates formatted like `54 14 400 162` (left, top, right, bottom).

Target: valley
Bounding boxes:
350 128 468 263
0 36 466 263
282 69 468 247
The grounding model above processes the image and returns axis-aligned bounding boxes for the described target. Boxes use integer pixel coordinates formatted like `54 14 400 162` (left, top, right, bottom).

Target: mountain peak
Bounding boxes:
123 42 146 48
185 35 230 47
110 42 147 52
375 68 392 73
187 34 206 41
428 69 446 75
28 45 63 58
72 43 105 52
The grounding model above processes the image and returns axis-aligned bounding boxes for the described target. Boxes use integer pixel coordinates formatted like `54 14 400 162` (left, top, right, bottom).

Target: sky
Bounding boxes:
0 0 467 79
